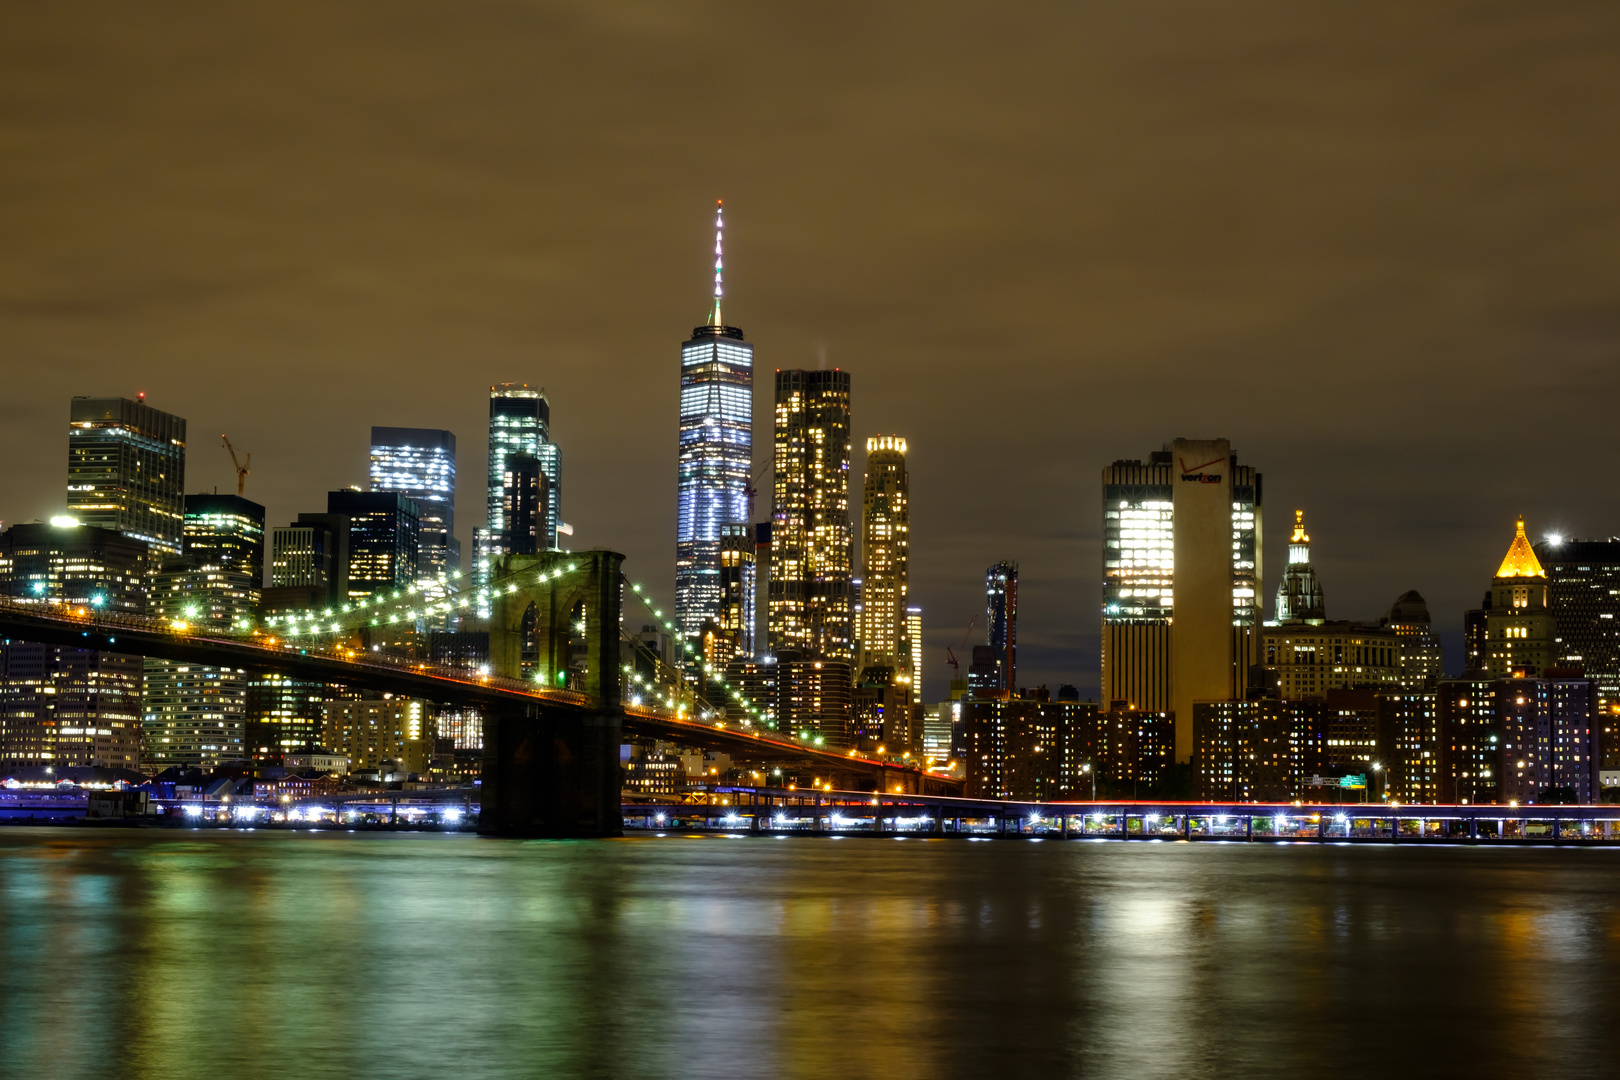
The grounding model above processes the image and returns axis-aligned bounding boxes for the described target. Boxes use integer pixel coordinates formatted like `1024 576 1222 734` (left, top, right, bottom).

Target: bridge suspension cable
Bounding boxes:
619 573 786 737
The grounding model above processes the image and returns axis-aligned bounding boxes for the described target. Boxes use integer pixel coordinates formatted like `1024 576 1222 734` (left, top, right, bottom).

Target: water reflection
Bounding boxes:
2 831 1619 1078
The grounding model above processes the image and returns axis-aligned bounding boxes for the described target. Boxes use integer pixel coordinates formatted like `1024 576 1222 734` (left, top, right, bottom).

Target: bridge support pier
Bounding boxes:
480 705 624 838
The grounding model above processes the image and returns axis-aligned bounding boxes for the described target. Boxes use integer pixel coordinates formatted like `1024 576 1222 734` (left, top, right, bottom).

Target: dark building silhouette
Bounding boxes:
986 561 1018 697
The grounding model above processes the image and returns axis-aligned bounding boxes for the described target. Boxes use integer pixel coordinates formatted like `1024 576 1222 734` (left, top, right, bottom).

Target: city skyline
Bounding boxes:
3 388 1613 702
4 5 1619 699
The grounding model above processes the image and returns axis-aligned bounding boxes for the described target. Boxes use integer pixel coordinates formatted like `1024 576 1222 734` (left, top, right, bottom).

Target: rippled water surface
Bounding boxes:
3 829 1619 1079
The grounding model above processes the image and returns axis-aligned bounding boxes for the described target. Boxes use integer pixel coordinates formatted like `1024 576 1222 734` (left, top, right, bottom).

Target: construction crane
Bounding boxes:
944 613 979 676
221 435 251 496
744 460 770 522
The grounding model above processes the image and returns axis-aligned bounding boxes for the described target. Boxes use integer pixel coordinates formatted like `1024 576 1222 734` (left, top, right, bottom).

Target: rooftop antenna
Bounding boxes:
709 199 724 326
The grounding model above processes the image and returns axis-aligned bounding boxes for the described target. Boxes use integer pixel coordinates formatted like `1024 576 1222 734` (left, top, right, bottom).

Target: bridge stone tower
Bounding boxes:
481 548 626 838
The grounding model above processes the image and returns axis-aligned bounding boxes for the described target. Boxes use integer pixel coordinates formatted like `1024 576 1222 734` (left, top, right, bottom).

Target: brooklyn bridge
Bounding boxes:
0 547 960 836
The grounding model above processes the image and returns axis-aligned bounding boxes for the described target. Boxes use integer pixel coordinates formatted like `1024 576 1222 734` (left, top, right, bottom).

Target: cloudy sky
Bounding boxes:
3 1 1619 697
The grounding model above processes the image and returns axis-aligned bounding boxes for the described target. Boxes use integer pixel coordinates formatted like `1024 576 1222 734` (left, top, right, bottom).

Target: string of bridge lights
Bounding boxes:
237 561 812 745
257 563 580 638
619 577 786 736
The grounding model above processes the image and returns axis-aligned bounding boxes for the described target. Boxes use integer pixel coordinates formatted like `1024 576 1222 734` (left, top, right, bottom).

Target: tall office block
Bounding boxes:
498 454 548 556
769 369 853 660
1381 591 1445 691
857 437 909 673
271 515 349 599
0 522 148 769
1483 518 1556 679
677 202 754 648
370 427 458 575
142 495 264 771
182 494 265 587
1102 439 1261 761
985 562 1018 697
327 490 421 600
779 656 852 750
67 394 187 557
245 675 326 760
906 606 923 693
716 523 757 661
1534 537 1620 766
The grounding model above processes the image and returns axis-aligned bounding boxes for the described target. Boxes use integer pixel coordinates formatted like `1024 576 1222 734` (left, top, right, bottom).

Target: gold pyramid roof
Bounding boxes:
1290 509 1309 544
1495 517 1545 579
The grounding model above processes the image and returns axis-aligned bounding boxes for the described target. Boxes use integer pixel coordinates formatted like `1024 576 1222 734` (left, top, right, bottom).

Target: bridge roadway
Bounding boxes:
626 789 1620 843
0 598 958 795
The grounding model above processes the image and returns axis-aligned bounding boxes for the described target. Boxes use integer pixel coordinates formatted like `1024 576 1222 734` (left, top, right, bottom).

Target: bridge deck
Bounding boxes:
0 598 956 792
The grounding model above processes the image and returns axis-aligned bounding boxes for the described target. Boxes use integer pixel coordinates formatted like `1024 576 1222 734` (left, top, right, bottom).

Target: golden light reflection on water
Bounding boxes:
3 832 1620 1079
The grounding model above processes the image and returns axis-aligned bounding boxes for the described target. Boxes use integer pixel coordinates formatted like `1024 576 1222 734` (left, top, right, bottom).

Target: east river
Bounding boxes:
3 829 1619 1079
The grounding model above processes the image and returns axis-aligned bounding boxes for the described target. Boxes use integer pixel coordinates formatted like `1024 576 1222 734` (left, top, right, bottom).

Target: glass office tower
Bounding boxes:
475 385 560 614
676 201 754 648
67 394 187 557
485 385 559 551
370 427 458 575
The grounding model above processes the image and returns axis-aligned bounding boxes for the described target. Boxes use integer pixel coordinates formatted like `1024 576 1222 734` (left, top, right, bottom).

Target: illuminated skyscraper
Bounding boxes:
858 437 909 673
1534 536 1620 765
676 201 754 649
370 427 458 575
906 606 923 693
1483 517 1556 679
67 394 187 557
1101 439 1262 762
475 385 560 608
768 368 853 660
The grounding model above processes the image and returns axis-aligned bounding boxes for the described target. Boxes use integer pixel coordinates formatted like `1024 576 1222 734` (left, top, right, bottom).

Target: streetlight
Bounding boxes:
1371 761 1384 803
1082 761 1095 802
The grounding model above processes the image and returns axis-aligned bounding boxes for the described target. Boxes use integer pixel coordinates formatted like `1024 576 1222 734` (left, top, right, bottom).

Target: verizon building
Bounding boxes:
1101 438 1262 761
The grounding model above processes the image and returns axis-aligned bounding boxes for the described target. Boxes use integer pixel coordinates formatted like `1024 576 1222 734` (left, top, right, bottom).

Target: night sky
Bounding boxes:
4 2 1619 699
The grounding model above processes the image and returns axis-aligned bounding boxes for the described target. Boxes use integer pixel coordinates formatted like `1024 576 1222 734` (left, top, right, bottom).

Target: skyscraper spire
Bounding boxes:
710 199 724 326
678 199 753 660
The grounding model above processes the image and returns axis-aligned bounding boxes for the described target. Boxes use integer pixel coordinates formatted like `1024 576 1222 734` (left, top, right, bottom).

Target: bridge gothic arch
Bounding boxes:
487 549 622 704
481 549 626 838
